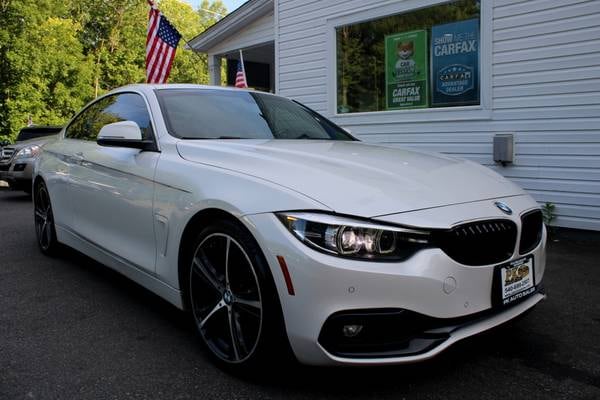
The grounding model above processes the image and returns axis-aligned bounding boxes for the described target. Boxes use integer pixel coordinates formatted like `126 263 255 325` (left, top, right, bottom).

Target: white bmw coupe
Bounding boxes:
34 84 546 368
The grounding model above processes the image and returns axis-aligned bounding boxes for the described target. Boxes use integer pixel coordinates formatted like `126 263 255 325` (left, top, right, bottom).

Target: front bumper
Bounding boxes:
0 158 35 188
242 195 547 366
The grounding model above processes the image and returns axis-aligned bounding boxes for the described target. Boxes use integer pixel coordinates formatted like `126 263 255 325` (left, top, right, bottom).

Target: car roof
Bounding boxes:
108 83 274 97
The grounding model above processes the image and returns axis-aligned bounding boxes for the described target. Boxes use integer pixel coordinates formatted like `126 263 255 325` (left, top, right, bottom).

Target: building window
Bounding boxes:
336 0 480 114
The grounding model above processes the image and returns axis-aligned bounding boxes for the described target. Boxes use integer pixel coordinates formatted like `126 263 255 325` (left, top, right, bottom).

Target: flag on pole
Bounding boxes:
235 50 248 88
146 0 182 84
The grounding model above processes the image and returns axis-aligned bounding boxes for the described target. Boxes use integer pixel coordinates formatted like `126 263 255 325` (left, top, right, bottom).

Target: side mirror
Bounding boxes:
97 121 157 151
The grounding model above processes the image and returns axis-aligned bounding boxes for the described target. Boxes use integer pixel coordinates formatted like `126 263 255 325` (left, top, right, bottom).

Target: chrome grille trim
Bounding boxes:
1 147 15 162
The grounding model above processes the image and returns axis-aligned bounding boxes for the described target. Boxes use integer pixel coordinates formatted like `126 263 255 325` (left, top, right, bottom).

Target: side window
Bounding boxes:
65 101 106 141
65 93 153 141
97 93 154 140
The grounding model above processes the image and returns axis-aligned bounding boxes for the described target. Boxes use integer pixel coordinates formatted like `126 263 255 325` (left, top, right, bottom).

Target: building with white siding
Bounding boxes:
188 0 600 231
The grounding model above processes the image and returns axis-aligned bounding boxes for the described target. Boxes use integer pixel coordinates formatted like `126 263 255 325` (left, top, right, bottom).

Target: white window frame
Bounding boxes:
326 0 492 122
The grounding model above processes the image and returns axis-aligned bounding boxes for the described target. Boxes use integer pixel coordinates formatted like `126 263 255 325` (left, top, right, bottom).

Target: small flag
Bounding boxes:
235 50 248 88
146 0 181 84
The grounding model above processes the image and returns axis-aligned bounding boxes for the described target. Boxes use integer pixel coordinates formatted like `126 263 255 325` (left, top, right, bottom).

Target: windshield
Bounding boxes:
155 89 355 141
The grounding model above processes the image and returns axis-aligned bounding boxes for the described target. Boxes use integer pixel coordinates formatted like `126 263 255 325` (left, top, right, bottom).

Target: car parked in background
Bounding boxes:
0 126 61 193
33 84 546 369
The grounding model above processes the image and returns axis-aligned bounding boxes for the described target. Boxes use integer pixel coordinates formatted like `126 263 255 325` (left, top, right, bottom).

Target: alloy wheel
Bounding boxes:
189 233 263 363
34 185 54 251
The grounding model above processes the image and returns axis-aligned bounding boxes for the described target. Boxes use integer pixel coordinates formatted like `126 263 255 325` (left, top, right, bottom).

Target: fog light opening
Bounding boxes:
342 324 363 338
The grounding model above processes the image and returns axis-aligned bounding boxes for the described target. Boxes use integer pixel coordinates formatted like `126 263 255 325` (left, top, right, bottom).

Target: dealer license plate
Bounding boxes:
497 256 535 306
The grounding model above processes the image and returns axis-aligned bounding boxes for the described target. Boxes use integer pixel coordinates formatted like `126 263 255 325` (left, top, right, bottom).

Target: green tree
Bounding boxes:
158 0 226 83
0 0 227 142
2 2 94 140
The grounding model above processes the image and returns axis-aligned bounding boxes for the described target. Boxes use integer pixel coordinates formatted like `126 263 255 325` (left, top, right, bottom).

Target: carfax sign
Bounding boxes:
431 18 480 106
385 30 428 109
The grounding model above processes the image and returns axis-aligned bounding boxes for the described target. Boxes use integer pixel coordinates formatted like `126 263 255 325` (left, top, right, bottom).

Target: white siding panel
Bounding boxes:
493 39 600 64
278 59 325 74
494 25 600 53
494 52 600 76
278 76 326 90
494 79 600 97
279 51 325 66
493 1 600 30
490 166 600 182
279 67 326 83
276 0 600 230
495 0 530 7
493 66 600 86
279 42 325 58
495 13 599 41
494 93 600 109
493 0 591 19
279 27 323 43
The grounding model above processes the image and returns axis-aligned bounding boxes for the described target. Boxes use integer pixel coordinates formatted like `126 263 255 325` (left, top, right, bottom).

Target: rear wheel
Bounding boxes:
183 219 292 370
34 181 59 255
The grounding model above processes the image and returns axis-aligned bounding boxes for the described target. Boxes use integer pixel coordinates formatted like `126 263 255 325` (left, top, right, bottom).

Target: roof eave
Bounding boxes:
187 0 274 53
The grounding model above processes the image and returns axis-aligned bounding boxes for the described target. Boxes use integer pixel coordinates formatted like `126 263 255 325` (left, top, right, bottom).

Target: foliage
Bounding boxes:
0 0 226 143
542 202 556 226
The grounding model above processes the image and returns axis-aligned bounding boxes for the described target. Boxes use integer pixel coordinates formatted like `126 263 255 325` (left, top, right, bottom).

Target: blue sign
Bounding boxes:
431 18 480 106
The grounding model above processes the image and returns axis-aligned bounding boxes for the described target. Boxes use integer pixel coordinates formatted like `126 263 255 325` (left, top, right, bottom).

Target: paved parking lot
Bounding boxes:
1 187 599 400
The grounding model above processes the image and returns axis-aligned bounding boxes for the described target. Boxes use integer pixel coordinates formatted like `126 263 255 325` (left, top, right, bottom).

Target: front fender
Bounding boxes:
153 150 331 289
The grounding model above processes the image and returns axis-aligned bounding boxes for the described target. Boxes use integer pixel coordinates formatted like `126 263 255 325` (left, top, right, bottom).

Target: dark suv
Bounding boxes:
0 126 62 193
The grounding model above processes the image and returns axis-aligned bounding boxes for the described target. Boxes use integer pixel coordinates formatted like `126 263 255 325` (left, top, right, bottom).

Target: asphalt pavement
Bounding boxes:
1 187 599 400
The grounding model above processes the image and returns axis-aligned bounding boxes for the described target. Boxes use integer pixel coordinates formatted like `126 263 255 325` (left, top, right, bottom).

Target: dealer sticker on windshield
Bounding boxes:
499 256 535 306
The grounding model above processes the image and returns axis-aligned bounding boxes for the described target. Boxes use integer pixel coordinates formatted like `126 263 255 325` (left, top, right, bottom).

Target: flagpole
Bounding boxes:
239 49 246 76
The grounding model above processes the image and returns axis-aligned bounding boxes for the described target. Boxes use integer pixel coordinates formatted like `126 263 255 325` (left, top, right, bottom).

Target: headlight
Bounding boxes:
276 212 430 261
14 145 41 159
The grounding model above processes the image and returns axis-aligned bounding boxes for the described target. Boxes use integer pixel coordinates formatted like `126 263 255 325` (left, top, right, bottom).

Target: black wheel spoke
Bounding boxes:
34 186 54 252
228 308 241 360
224 237 231 289
234 297 261 311
200 299 227 329
40 221 48 247
234 302 261 320
193 257 224 293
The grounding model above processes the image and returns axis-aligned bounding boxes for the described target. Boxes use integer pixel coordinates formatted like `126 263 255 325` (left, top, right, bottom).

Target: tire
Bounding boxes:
34 181 60 255
181 218 293 372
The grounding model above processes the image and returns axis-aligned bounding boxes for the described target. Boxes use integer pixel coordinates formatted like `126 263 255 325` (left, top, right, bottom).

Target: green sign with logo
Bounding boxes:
385 30 428 109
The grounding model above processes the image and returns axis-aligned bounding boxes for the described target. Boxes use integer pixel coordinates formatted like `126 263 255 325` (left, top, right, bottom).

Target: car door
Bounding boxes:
49 105 111 231
68 92 160 272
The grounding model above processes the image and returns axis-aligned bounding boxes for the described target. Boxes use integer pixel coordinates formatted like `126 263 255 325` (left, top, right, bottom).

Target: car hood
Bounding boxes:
176 140 525 217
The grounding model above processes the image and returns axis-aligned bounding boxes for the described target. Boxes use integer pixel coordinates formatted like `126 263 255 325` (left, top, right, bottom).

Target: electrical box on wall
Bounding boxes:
493 134 514 166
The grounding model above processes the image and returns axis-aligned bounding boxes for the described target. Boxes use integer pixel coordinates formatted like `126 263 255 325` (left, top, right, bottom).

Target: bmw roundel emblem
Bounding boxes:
494 201 512 215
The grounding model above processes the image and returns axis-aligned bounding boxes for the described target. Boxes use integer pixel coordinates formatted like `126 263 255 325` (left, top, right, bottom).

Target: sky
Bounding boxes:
183 0 248 14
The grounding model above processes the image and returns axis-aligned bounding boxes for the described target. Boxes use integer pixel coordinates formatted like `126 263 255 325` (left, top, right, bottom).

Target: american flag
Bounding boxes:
235 60 248 88
146 0 181 84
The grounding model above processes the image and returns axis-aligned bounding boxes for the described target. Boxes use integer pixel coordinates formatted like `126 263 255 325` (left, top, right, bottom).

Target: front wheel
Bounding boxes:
34 181 59 255
183 219 292 370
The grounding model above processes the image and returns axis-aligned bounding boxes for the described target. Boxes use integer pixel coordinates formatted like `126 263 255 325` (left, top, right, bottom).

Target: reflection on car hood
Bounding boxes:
176 139 525 217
